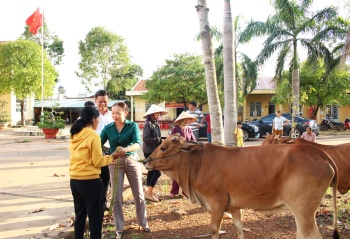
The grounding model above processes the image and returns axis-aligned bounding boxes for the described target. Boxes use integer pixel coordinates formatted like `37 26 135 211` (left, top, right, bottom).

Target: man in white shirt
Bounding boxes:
186 101 204 141
272 110 290 139
94 90 114 211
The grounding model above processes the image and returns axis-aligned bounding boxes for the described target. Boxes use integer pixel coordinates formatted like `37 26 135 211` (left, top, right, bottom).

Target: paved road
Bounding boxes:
0 128 349 239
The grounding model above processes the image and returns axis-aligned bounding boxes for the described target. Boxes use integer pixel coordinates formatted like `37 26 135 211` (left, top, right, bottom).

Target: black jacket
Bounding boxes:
142 120 161 155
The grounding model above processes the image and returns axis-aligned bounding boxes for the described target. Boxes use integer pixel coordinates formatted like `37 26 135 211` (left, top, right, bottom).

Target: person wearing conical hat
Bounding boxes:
169 111 197 198
142 104 168 202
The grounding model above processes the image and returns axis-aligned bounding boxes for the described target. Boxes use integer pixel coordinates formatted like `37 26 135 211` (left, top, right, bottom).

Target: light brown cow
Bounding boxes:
262 133 350 194
144 134 339 239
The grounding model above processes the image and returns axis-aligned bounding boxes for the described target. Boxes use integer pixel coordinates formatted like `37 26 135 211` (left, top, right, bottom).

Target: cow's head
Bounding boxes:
144 133 203 171
261 133 295 145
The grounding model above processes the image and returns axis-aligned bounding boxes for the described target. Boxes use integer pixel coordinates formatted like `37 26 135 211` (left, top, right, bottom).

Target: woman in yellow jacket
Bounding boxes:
69 106 121 239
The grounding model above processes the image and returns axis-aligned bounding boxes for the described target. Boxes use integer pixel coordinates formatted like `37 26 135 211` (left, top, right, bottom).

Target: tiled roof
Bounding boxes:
131 79 147 91
255 76 275 90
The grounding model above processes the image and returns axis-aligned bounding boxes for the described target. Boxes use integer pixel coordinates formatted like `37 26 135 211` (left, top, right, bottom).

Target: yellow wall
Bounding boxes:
132 94 349 125
0 95 11 112
339 105 350 122
134 97 147 122
244 94 274 121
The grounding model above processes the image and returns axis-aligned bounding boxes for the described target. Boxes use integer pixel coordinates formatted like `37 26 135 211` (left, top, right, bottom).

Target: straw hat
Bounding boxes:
143 104 168 118
174 111 198 125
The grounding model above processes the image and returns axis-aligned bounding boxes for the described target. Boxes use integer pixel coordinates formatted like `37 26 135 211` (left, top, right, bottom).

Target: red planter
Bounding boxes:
42 128 59 139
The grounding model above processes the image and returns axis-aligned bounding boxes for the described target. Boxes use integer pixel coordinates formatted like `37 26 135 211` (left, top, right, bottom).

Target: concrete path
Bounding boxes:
0 127 349 239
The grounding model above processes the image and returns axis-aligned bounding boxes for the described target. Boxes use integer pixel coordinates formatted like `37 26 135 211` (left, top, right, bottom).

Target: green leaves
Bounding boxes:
142 53 207 106
76 27 131 91
0 40 58 100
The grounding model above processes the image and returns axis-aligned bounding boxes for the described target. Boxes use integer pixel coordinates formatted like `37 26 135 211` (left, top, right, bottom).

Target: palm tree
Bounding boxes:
223 0 236 146
196 17 258 143
241 0 337 135
196 0 224 145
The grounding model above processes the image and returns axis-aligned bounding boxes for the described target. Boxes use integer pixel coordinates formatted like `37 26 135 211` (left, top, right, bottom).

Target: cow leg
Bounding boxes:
209 204 225 239
291 209 321 239
230 208 244 239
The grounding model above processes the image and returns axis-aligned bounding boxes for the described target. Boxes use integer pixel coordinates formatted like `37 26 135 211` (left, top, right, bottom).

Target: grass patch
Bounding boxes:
15 139 31 143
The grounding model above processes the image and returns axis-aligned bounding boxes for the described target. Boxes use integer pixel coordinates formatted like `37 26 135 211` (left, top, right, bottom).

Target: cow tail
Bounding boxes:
332 181 340 239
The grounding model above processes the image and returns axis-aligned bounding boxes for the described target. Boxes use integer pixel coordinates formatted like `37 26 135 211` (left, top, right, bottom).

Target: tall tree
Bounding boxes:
106 64 143 100
21 21 64 66
76 27 130 92
142 54 207 107
271 60 350 119
0 40 58 125
300 60 350 118
242 0 337 135
196 18 259 113
196 0 224 145
223 0 236 146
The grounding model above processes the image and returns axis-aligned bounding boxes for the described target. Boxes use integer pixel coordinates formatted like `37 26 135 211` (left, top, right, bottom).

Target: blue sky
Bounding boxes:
0 0 342 96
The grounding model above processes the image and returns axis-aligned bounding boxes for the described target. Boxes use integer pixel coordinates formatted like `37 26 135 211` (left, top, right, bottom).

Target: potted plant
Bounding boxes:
37 110 66 139
0 100 11 129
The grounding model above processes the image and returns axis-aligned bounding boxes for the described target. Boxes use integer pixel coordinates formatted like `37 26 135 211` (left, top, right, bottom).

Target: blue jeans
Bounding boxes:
207 133 211 143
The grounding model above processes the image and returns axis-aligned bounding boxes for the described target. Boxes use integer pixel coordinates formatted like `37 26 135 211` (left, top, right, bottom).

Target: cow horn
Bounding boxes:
172 136 179 142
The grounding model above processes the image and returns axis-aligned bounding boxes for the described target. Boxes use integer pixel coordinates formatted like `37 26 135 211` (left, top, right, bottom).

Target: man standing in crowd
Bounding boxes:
272 110 290 139
186 101 204 141
94 90 114 211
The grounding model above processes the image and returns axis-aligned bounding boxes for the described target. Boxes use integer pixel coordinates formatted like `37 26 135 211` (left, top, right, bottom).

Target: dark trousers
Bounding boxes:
171 180 180 195
171 180 187 197
100 166 110 206
70 179 103 239
101 147 110 207
144 153 161 187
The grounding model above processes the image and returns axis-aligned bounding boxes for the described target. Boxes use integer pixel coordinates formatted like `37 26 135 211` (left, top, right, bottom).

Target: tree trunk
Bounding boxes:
20 99 25 126
196 0 224 144
291 41 299 137
311 105 319 120
223 0 236 146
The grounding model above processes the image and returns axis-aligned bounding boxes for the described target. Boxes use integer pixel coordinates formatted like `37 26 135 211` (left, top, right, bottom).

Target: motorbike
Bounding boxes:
319 118 346 131
345 117 350 130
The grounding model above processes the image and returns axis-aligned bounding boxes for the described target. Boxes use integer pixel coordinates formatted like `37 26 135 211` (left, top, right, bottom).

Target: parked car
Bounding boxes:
249 113 319 137
198 115 260 141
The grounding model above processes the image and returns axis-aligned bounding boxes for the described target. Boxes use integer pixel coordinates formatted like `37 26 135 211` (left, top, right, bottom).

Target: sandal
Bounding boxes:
116 231 123 239
146 194 159 202
169 194 175 198
143 227 151 233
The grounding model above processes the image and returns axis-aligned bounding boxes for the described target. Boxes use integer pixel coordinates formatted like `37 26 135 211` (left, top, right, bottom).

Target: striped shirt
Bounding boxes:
186 109 203 132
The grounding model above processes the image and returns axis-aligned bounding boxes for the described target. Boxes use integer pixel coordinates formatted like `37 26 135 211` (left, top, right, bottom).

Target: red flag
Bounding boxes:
26 8 42 35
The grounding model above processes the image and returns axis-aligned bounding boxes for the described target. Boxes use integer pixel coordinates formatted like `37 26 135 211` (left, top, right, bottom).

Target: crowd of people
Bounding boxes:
69 92 305 238
68 92 208 239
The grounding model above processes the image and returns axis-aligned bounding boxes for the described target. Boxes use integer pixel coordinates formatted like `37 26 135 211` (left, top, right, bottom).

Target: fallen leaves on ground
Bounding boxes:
99 176 350 239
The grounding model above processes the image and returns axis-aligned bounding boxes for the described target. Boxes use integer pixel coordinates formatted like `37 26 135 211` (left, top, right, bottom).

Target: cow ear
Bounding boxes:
180 141 203 152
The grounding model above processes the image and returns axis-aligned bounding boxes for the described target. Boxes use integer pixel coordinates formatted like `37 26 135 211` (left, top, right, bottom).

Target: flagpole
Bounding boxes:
41 10 44 115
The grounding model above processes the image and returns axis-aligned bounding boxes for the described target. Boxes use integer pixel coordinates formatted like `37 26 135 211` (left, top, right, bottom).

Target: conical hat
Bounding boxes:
143 104 168 118
174 111 198 125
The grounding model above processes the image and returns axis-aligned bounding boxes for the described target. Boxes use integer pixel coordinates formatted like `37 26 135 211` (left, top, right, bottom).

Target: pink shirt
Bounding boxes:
301 132 316 142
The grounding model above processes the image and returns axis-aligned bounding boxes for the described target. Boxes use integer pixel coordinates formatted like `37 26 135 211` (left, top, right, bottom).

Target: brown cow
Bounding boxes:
144 134 339 239
262 133 350 194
